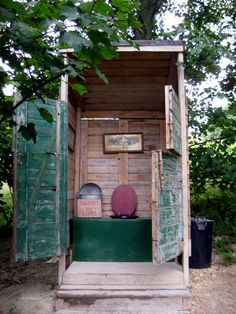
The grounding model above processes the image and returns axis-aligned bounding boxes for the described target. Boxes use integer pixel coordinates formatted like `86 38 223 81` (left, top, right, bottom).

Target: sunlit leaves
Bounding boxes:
71 83 87 96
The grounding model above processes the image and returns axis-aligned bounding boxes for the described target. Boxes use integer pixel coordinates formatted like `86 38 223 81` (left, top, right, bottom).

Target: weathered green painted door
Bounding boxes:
152 85 183 263
152 151 183 263
165 85 182 155
13 98 67 262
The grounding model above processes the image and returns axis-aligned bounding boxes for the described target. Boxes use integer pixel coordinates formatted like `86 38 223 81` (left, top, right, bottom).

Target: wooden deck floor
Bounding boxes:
56 262 191 312
58 262 186 293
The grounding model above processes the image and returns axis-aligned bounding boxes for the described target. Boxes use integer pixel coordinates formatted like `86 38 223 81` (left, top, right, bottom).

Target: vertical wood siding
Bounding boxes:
80 119 161 218
67 101 76 220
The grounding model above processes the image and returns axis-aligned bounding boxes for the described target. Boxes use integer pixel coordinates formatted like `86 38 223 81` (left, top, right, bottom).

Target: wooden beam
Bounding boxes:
167 53 177 86
58 255 66 287
80 120 88 188
86 84 164 92
85 67 168 77
159 120 166 150
59 45 185 54
74 107 81 215
117 46 184 52
165 85 172 150
151 151 158 264
81 111 165 119
58 63 68 277
118 120 128 184
80 103 164 112
84 76 167 85
56 97 67 284
178 52 189 287
99 60 171 68
60 75 68 103
12 92 21 261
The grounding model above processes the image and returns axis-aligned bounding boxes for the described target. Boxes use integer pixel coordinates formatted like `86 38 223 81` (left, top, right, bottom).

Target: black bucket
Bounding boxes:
189 217 214 269
178 217 214 269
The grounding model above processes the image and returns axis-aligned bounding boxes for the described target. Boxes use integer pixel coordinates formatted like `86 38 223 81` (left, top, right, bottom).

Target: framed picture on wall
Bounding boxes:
103 133 143 153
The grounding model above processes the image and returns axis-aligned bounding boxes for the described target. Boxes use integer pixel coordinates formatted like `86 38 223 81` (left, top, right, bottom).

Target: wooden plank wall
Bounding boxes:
128 120 161 217
80 118 162 218
67 101 76 221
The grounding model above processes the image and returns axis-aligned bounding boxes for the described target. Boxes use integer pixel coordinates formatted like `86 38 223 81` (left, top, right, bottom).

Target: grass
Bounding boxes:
214 237 236 265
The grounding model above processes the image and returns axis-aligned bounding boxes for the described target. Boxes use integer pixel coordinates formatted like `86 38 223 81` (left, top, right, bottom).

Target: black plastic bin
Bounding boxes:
189 217 214 269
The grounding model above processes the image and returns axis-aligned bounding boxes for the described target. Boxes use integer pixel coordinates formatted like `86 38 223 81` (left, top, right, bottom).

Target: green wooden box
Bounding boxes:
73 218 152 262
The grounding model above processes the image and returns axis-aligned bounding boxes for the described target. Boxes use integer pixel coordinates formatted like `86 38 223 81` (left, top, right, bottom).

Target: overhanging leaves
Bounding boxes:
38 107 53 124
71 83 87 96
18 123 37 143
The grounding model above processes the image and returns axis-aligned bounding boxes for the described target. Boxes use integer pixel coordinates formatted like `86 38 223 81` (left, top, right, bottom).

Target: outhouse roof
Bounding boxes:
66 41 185 113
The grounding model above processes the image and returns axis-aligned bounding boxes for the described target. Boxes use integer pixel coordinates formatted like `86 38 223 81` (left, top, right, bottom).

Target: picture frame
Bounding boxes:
103 133 143 153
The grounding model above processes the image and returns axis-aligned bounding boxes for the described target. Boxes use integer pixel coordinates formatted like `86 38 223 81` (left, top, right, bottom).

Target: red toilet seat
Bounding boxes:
111 184 137 217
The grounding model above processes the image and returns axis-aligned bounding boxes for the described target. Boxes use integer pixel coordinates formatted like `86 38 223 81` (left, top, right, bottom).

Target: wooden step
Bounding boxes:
55 293 191 313
62 262 184 286
56 262 191 313
57 287 190 299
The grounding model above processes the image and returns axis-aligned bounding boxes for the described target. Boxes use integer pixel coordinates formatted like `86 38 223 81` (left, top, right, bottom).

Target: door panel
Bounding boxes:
152 150 183 264
13 98 67 261
165 85 182 155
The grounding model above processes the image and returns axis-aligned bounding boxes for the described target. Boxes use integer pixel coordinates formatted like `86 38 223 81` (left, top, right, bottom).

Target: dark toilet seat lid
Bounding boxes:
112 184 137 216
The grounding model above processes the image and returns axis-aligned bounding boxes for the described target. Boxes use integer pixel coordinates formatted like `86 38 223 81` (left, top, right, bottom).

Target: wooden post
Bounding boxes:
12 92 21 261
178 52 189 287
80 120 88 187
151 151 158 264
57 66 68 286
118 120 128 184
159 120 166 150
74 108 81 215
58 255 66 286
60 72 68 103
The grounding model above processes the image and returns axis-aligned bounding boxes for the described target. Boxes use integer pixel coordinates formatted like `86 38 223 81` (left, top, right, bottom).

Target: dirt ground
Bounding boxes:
0 236 235 314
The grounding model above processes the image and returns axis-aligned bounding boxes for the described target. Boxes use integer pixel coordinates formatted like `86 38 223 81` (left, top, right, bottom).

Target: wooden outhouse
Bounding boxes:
13 41 191 311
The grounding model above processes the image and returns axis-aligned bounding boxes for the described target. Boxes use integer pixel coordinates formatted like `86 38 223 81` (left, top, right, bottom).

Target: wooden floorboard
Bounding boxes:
65 262 180 274
62 262 184 287
57 262 190 312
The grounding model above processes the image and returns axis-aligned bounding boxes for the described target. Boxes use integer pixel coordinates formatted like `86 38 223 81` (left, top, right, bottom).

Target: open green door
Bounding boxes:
152 151 183 263
13 98 67 262
152 85 183 264
165 85 182 155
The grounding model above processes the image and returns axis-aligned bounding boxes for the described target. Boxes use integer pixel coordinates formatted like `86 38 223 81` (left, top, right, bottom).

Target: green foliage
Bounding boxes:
214 238 236 265
151 0 235 135
0 183 13 230
71 83 88 96
0 0 141 139
0 124 12 190
38 107 53 124
0 124 13 231
191 187 236 237
0 0 235 245
0 0 141 230
19 123 37 144
190 105 236 193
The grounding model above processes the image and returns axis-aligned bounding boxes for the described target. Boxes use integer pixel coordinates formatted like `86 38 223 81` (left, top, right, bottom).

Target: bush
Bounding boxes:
0 183 13 235
214 238 236 265
191 187 236 237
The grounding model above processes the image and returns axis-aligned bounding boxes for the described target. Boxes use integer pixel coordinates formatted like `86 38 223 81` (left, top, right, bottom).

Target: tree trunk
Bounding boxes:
135 0 165 39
